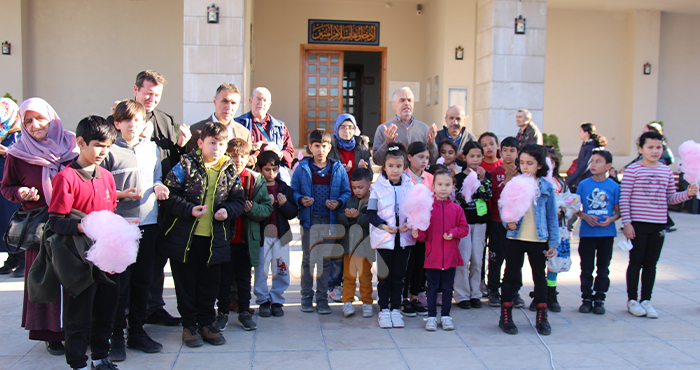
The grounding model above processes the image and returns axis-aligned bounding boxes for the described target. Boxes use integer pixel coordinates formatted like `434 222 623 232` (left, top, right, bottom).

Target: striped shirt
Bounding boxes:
620 162 690 224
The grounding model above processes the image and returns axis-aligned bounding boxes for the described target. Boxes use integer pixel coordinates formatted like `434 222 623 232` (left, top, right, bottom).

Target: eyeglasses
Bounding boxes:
339 125 355 131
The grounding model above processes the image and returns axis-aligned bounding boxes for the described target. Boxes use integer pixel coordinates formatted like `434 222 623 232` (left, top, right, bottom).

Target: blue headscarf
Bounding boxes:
334 113 357 151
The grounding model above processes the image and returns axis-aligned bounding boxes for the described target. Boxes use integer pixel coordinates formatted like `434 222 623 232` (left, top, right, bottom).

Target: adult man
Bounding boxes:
186 83 251 153
435 105 477 160
515 109 543 147
372 87 438 166
235 87 295 168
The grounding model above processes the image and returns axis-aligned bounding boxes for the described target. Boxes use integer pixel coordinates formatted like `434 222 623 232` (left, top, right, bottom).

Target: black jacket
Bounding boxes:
265 179 298 246
337 196 373 260
566 140 599 188
149 109 186 177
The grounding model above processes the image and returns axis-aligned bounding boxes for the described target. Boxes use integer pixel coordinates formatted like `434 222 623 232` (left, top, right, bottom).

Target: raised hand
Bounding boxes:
384 124 399 143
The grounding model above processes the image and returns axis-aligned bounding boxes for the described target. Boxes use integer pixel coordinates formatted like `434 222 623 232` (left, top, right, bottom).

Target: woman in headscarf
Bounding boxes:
1 97 79 356
0 98 23 276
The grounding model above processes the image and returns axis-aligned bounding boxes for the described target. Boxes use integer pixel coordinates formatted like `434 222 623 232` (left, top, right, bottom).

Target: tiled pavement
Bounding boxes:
1 212 700 369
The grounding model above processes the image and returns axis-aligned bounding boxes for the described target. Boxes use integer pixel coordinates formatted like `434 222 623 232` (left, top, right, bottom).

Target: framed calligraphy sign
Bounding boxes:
308 19 380 46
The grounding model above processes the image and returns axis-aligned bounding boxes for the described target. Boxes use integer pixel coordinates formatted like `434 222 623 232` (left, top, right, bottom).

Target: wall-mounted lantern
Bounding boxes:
1 41 10 55
515 15 526 34
643 63 651 75
207 4 219 24
455 46 464 60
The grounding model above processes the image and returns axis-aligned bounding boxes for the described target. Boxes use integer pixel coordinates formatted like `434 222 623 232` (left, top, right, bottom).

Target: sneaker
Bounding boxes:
436 292 442 306
424 316 438 331
391 309 404 328
199 324 226 345
182 326 203 348
400 299 416 317
528 291 537 312
258 302 272 317
271 303 284 317
91 358 118 370
378 309 392 328
411 299 428 316
456 300 471 309
579 299 592 314
300 298 314 313
126 331 162 353
0 261 17 275
593 300 606 315
316 300 332 314
640 300 658 318
108 335 126 362
417 291 428 307
213 313 229 331
488 291 501 307
362 304 373 318
627 300 647 317
329 286 343 302
470 298 483 309
237 311 257 330
146 309 181 326
45 341 64 356
512 293 525 308
441 316 455 331
343 302 356 317
480 281 489 297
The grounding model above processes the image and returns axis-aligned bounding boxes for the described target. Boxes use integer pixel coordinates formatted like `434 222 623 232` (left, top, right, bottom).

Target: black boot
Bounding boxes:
0 253 19 274
535 303 551 336
547 286 561 312
499 302 518 334
528 291 536 311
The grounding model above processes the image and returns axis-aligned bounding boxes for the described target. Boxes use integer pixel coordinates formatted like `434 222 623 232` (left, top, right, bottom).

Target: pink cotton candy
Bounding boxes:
82 210 141 274
401 184 434 231
499 174 538 223
460 170 481 202
679 140 700 185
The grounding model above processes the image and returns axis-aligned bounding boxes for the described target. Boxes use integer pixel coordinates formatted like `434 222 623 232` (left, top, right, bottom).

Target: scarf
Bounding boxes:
334 113 357 151
7 97 79 204
0 98 20 138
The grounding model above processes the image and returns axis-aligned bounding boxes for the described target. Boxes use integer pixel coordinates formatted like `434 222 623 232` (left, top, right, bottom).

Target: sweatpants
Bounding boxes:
403 241 426 299
170 236 222 328
626 222 665 301
376 238 411 310
301 215 332 302
342 253 374 304
254 236 291 305
147 253 168 315
487 221 507 292
218 242 251 314
64 275 120 369
426 268 456 317
454 223 487 302
578 236 614 301
501 239 548 305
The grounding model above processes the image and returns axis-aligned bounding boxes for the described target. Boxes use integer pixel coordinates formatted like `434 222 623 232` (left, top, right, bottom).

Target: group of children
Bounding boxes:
39 105 697 369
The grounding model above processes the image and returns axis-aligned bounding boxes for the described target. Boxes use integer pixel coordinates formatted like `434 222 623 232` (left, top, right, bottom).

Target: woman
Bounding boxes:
0 98 23 276
1 97 79 356
566 122 607 192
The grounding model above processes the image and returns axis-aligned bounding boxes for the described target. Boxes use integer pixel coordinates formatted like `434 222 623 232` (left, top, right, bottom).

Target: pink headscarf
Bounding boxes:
7 97 79 204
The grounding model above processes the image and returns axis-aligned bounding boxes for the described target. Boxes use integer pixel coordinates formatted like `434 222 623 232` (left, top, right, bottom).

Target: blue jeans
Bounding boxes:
301 215 333 302
328 257 344 290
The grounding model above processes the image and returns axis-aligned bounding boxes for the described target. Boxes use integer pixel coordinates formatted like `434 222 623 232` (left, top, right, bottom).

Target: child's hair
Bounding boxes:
638 131 664 147
645 122 663 134
309 129 332 146
227 137 251 156
76 115 117 144
500 136 519 149
581 122 608 147
350 167 373 183
407 141 429 156
201 122 229 142
545 146 562 180
462 140 484 156
591 148 613 164
519 144 549 178
433 168 455 185
113 100 146 123
479 132 500 159
256 150 281 168
438 139 458 154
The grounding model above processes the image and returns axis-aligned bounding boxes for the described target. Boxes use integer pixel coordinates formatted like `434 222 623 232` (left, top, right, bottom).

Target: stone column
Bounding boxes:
474 0 547 141
183 0 246 124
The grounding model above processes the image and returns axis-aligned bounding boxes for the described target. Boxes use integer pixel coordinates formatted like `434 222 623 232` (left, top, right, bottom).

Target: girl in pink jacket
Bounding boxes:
413 169 470 331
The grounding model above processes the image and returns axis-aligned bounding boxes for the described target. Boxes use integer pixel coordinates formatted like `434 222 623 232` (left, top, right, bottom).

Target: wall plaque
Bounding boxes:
308 19 380 46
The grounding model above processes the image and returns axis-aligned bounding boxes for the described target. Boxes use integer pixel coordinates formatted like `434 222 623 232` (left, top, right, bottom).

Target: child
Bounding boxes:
338 168 374 318
102 100 168 361
159 122 245 347
367 142 414 328
401 141 433 316
575 149 620 315
621 131 697 318
454 141 492 309
499 144 559 336
291 129 351 314
479 132 503 172
46 116 119 370
215 138 272 330
253 150 298 317
486 137 522 307
437 140 461 175
413 169 470 331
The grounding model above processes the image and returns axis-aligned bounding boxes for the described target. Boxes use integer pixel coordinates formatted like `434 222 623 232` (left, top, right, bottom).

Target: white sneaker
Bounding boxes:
441 316 454 330
343 302 356 317
330 286 343 302
640 300 658 318
628 300 647 317
391 309 404 328
362 304 373 318
378 309 392 328
424 316 438 331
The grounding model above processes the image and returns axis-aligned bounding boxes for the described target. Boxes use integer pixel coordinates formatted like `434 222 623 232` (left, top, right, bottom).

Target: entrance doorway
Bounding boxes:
299 45 386 146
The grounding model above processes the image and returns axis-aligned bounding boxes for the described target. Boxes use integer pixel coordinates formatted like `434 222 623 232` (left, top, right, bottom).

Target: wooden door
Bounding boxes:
342 64 363 133
301 51 344 146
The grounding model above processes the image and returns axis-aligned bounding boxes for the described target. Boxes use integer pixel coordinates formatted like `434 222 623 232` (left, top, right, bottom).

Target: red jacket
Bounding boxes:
415 199 470 270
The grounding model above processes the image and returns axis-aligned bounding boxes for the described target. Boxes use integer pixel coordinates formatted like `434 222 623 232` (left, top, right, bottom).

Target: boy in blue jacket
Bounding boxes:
291 129 351 314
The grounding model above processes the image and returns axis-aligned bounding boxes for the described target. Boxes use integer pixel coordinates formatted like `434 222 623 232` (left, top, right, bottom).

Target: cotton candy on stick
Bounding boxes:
498 174 538 223
401 184 434 231
460 170 481 202
679 140 700 186
82 210 141 274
